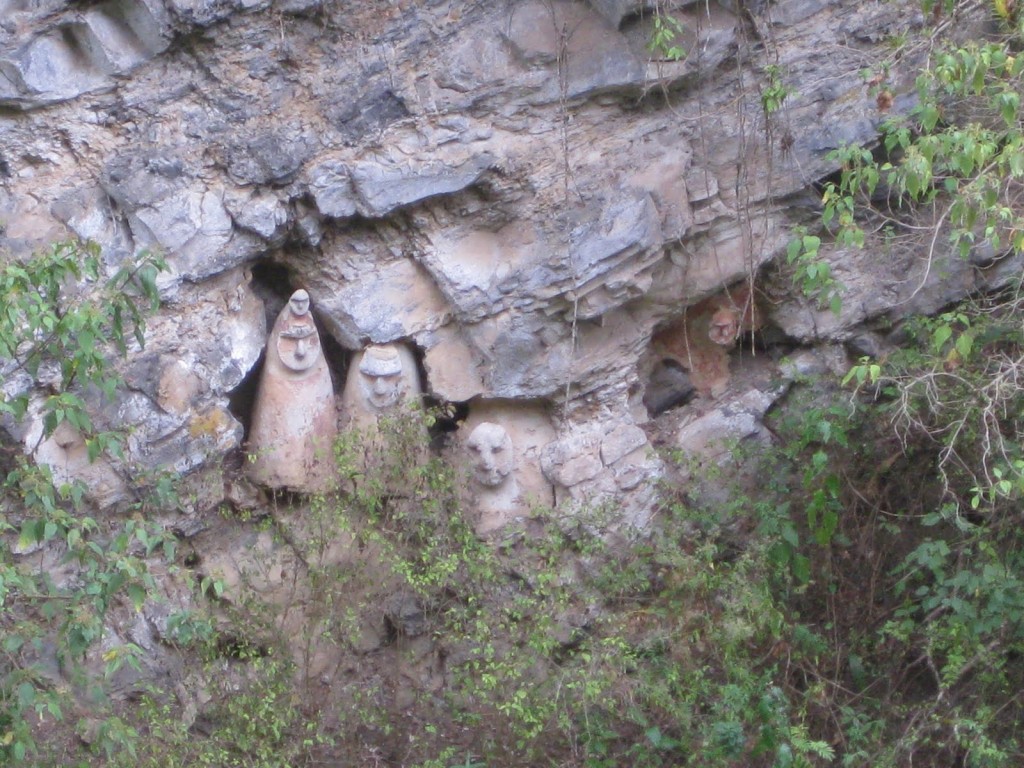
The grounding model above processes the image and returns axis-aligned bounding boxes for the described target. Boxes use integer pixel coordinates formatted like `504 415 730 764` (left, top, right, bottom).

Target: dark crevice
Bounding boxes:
228 350 263 440
644 358 695 417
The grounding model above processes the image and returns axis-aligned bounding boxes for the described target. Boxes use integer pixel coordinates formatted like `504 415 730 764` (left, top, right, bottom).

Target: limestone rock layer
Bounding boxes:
0 0 1008 525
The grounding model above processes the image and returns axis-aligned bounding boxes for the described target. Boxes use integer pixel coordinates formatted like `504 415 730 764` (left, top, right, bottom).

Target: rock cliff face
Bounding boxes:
0 0 1012 523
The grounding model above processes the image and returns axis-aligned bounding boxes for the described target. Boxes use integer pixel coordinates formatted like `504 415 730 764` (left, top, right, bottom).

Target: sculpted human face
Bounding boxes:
277 291 319 372
466 423 514 488
278 329 319 371
364 372 402 409
359 346 404 410
289 289 310 317
708 307 740 346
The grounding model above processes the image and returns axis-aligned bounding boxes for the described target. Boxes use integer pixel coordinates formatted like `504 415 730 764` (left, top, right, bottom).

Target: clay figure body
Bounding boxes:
464 421 522 535
651 283 762 397
248 290 337 492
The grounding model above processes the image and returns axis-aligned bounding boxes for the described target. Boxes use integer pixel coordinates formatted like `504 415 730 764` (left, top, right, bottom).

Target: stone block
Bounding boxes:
600 424 648 466
350 153 495 218
308 159 357 219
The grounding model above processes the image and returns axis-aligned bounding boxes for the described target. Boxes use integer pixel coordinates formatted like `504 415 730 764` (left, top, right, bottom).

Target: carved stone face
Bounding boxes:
466 422 514 488
277 324 319 371
276 290 320 372
358 345 404 410
289 289 310 317
708 307 741 346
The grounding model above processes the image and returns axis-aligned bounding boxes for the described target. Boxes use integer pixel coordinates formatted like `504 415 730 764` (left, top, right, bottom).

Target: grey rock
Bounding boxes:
0 0 170 108
308 159 357 219
274 0 322 13
771 0 831 26
294 202 323 246
167 0 270 26
350 153 495 218
224 132 315 186
7 26 112 105
325 84 409 145
586 0 651 28
224 189 289 241
385 593 427 638
644 362 695 416
600 424 648 466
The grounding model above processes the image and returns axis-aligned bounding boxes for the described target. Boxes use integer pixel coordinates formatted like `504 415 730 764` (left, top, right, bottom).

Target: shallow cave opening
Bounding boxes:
249 260 295 323
736 320 795 359
226 260 351 440
405 343 469 447
642 319 798 418
228 350 264 442
644 358 696 417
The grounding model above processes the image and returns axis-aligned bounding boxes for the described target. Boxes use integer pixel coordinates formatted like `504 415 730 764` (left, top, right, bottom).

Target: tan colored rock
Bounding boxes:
31 421 127 508
247 290 337 492
422 327 487 401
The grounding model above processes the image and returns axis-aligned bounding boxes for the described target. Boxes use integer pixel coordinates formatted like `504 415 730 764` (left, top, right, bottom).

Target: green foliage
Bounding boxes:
647 9 686 61
761 64 794 115
119 650 324 768
0 240 168 765
811 16 1024 269
787 12 1024 762
785 227 844 317
806 13 1024 753
0 239 163 441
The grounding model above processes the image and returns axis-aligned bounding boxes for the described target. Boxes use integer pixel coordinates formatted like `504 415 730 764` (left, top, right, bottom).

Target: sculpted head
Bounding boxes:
708 307 741 346
276 290 320 372
289 289 310 317
358 344 405 410
466 422 514 489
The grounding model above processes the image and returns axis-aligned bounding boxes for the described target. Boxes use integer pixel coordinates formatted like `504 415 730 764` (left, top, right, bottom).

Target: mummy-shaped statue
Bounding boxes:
248 290 337 492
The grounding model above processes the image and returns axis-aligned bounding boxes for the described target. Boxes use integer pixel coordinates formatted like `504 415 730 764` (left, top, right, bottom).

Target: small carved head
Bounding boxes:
466 422 514 489
277 291 319 372
708 307 741 346
358 345 404 410
289 289 311 317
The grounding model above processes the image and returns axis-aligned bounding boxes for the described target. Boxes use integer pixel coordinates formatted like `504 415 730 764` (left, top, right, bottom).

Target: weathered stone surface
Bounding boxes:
0 0 170 108
541 410 662 530
586 0 651 28
308 159 357 219
30 421 128 508
600 424 647 467
248 290 337 492
350 153 495 218
0 0 1009 536
114 269 264 477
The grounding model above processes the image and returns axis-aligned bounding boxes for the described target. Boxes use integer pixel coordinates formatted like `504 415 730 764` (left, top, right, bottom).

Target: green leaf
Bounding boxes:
18 520 41 550
127 583 147 611
932 324 953 352
792 554 811 583
781 522 800 548
955 332 974 358
17 681 36 708
802 234 821 254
